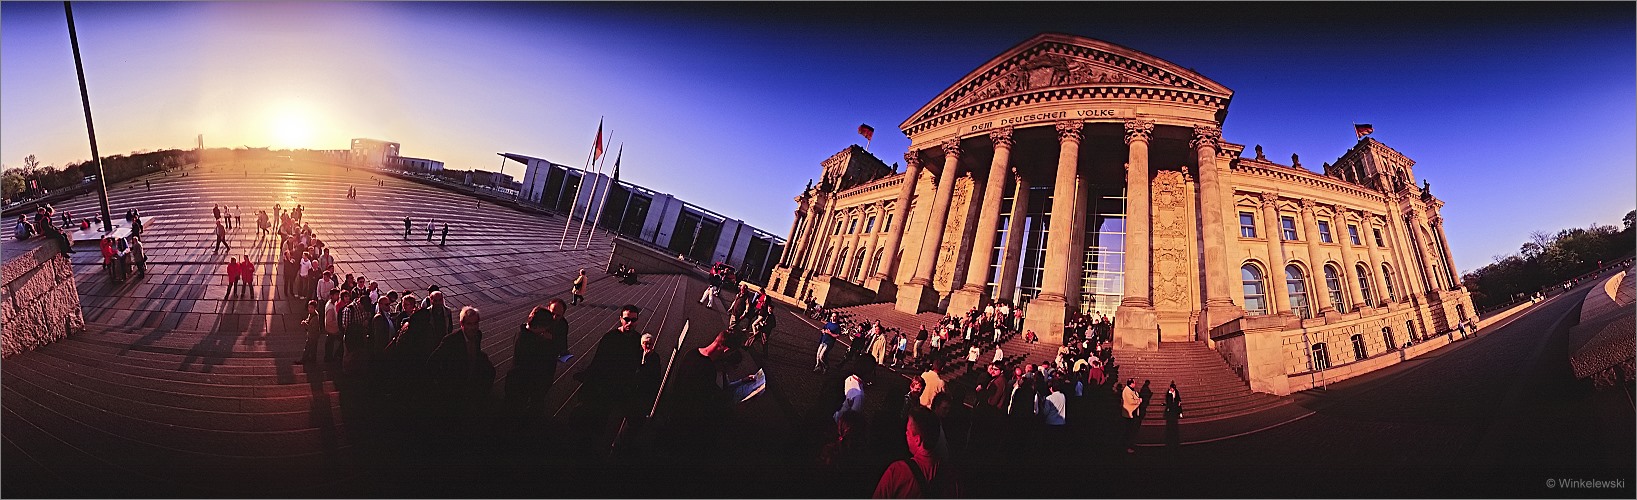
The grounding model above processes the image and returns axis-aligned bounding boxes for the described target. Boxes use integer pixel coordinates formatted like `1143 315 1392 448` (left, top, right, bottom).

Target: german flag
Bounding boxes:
1354 123 1374 139
858 123 875 142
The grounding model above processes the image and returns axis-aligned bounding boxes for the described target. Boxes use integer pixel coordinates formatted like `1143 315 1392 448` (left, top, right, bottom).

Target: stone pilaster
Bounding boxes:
1299 198 1334 316
950 127 1015 314
1335 204 1365 310
1112 118 1158 349
896 138 963 314
1361 214 1390 305
1259 192 1291 315
1432 214 1460 289
1023 121 1085 344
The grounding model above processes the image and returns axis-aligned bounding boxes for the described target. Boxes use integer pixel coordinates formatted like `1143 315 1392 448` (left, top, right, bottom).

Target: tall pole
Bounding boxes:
576 131 611 249
559 120 600 250
585 143 621 249
66 1 112 233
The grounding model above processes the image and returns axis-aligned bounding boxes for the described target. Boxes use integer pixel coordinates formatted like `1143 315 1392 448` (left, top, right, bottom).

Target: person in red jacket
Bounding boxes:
101 237 123 283
226 257 241 299
238 254 255 299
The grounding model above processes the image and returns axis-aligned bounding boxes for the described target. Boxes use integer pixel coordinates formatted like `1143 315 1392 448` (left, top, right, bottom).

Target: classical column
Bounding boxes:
797 195 832 271
1432 214 1459 288
1383 204 1425 299
844 208 864 280
781 210 804 266
895 138 963 314
1108 119 1157 349
1259 192 1291 315
1406 209 1440 292
1335 204 1364 310
996 167 1030 303
871 152 923 297
950 127 1015 314
1192 125 1239 328
1299 199 1334 315
1021 121 1086 344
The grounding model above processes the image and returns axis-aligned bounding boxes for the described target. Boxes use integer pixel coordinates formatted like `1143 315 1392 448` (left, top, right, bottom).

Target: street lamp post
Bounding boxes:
65 1 113 233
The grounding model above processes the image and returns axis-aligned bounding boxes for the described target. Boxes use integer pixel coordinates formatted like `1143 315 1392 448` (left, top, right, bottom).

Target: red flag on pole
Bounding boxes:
593 119 606 161
1354 123 1374 139
857 123 874 142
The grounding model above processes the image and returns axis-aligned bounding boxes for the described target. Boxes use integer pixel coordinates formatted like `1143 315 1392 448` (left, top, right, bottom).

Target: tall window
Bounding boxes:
1286 264 1311 319
1348 224 1362 245
1310 343 1331 371
1373 227 1386 247
881 213 893 233
833 248 848 276
1324 264 1347 314
851 248 867 281
864 216 876 234
871 248 885 277
833 219 843 235
1351 334 1368 361
1406 320 1417 341
1080 187 1126 318
1239 212 1258 238
1383 327 1397 351
1242 264 1268 316
848 218 858 234
817 247 834 274
1356 264 1375 306
1318 220 1334 243
1382 264 1398 302
1280 216 1299 241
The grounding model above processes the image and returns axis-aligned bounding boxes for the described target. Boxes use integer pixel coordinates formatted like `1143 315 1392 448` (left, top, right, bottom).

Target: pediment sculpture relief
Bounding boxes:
954 52 1157 107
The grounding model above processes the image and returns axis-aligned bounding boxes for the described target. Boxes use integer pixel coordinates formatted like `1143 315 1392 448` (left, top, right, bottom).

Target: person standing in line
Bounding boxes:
295 300 323 365
234 207 242 230
918 361 945 410
571 269 587 306
505 302 568 423
321 288 345 362
427 306 495 420
572 304 644 453
1137 380 1155 421
439 223 449 247
317 248 335 277
404 216 412 239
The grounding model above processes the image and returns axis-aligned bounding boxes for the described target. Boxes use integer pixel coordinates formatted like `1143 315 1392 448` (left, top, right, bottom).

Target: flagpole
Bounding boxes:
586 143 621 248
576 130 611 249
560 118 601 250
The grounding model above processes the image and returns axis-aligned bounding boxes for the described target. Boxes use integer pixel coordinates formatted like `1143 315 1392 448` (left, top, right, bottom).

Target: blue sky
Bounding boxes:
2 2 1632 275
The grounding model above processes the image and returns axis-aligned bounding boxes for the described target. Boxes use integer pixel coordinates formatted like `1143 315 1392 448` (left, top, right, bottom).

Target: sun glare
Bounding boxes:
267 104 320 150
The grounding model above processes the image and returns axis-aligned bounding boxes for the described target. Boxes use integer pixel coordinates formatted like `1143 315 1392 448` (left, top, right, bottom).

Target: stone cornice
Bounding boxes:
1231 161 1387 206
834 172 906 201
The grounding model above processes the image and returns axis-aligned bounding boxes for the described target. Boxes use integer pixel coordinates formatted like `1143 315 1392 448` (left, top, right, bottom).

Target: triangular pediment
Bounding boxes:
901 33 1234 134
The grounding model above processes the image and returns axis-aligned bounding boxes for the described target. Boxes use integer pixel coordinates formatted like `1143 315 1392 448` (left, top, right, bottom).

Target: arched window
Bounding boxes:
1381 264 1398 302
1324 264 1347 314
851 248 867 281
1286 264 1311 319
1350 334 1367 361
1356 263 1375 306
1310 342 1331 371
817 247 834 276
871 247 885 277
1242 264 1269 316
833 248 849 276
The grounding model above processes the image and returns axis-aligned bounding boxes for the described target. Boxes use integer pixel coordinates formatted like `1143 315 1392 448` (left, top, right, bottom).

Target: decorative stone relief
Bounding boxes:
934 175 974 290
1151 169 1192 310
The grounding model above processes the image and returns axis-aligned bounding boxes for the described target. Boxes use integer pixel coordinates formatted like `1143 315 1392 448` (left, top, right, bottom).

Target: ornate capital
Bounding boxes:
989 126 1016 150
903 151 922 168
1429 215 1444 226
1333 204 1351 219
1122 119 1154 145
1299 198 1317 214
940 137 963 158
1190 125 1222 151
1054 120 1084 144
1258 191 1279 208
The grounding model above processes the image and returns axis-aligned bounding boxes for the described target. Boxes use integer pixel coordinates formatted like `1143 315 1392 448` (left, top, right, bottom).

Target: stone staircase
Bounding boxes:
1114 342 1289 424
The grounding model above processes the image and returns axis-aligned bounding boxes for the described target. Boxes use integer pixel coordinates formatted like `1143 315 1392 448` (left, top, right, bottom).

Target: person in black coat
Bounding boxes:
505 301 569 421
570 304 643 453
427 306 495 419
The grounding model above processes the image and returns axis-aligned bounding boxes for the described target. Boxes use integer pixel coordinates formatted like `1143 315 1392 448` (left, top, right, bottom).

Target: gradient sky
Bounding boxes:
3 2 1632 274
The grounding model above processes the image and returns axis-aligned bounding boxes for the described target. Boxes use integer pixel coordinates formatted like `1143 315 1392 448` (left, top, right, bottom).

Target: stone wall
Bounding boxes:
1 241 85 358
607 236 711 281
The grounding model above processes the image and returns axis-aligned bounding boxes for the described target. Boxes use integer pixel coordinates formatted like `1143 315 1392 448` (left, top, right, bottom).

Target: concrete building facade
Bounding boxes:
765 33 1476 395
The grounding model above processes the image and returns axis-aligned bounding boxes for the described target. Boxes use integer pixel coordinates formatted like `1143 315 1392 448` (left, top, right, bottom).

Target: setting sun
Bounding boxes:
266 103 321 149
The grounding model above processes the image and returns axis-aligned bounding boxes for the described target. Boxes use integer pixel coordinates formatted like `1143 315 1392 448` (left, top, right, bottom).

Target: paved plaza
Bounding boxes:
2 162 1631 498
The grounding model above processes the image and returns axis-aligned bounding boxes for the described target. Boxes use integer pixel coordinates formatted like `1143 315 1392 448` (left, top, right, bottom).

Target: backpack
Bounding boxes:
899 459 945 498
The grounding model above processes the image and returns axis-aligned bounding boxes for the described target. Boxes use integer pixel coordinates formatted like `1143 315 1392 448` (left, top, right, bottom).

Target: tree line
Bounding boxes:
1462 209 1636 310
3 149 196 202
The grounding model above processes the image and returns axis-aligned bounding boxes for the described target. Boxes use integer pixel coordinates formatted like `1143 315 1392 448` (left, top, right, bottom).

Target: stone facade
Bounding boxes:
1 241 86 358
765 33 1477 396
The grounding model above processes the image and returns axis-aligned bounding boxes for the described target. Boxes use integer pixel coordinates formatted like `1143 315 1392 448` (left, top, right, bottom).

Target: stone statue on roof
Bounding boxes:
1291 153 1301 168
1254 145 1265 160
